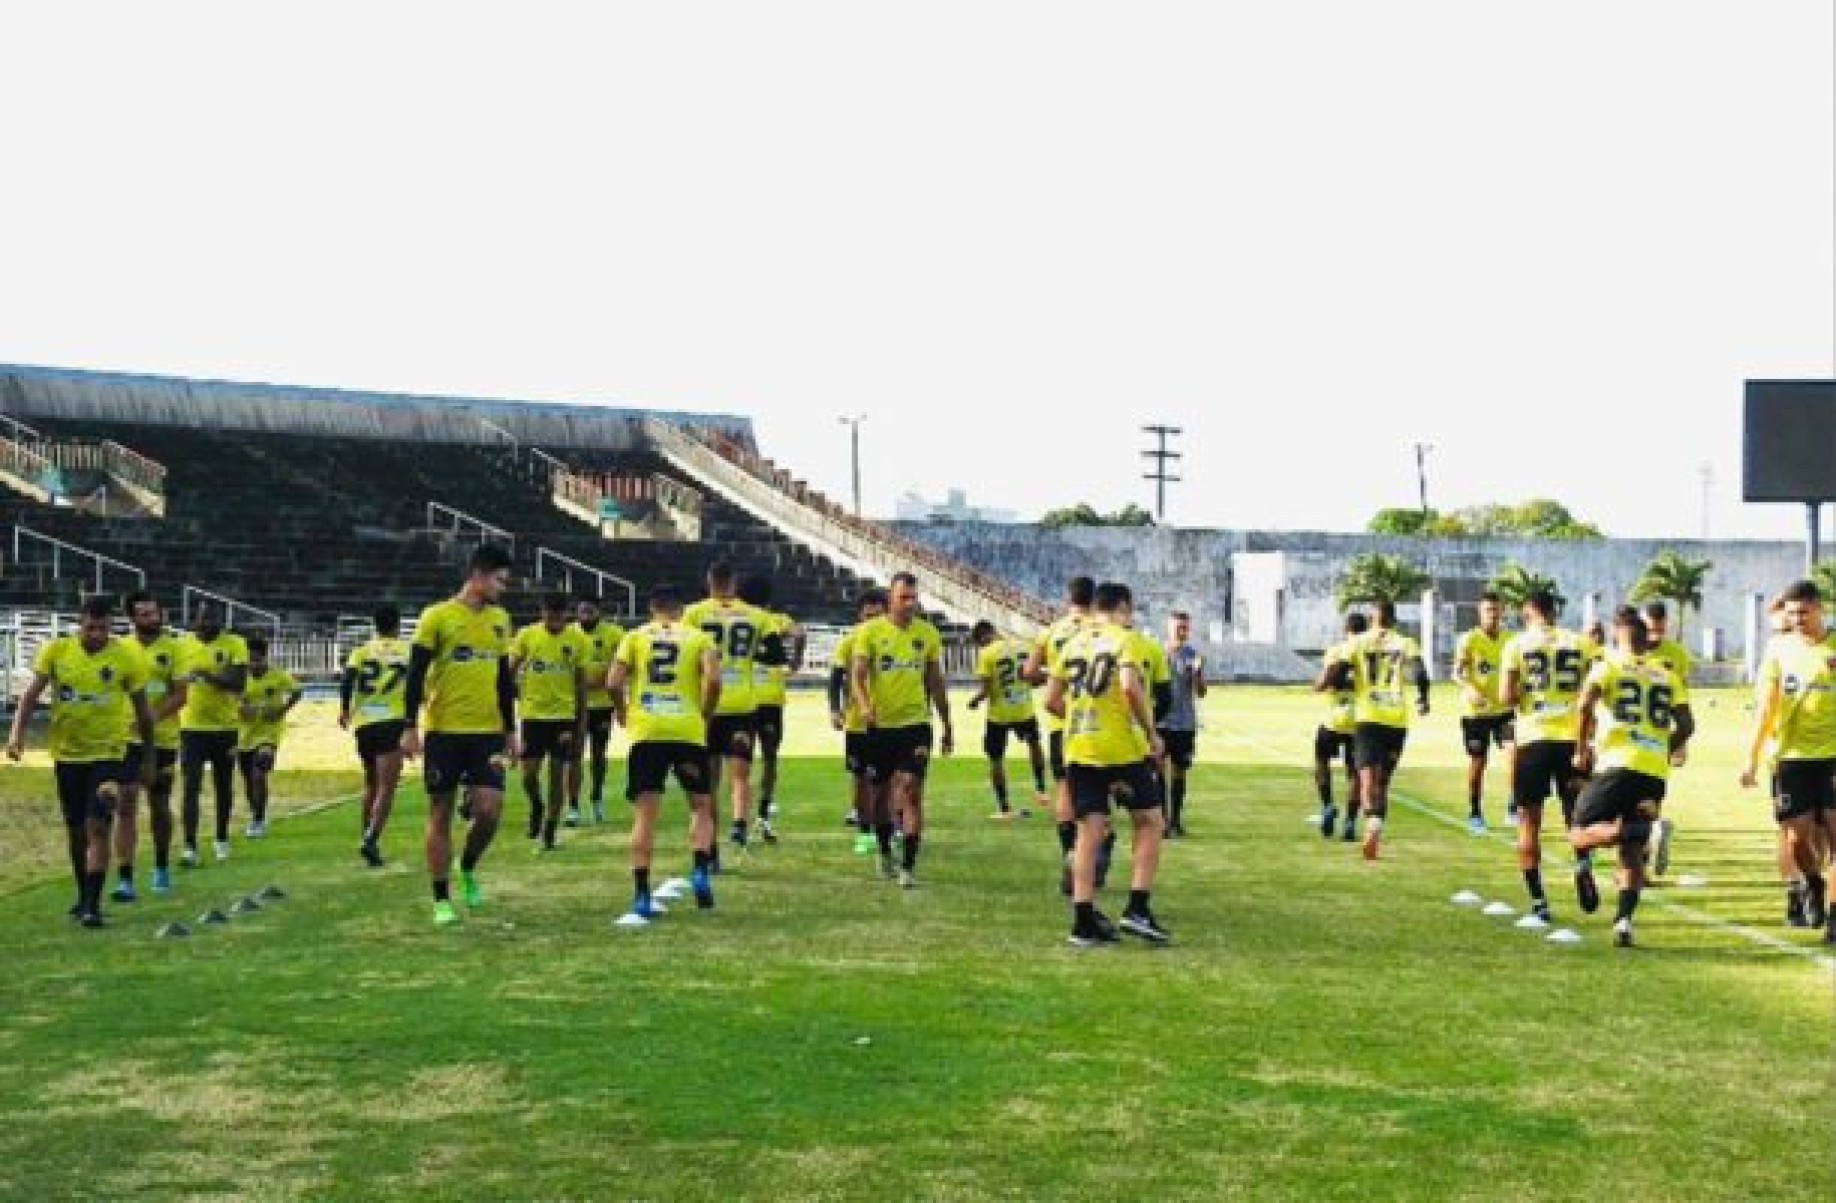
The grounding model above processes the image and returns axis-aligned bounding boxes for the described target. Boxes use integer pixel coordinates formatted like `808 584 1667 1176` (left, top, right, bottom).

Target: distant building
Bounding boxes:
896 487 1019 524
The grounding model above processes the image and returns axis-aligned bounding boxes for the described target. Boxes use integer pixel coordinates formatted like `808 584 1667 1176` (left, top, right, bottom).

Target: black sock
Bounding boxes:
733 819 748 844
1032 766 1046 793
543 815 559 844
760 794 773 820
1523 867 1545 903
460 850 480 874
118 864 133 885
875 823 895 855
693 849 712 871
1469 792 1482 819
994 779 1009 809
1057 821 1077 854
1127 889 1150 914
1615 887 1641 922
433 878 451 902
529 800 544 829
1171 779 1187 826
82 870 104 913
1316 773 1333 808
902 833 921 871
634 867 650 897
1074 900 1096 925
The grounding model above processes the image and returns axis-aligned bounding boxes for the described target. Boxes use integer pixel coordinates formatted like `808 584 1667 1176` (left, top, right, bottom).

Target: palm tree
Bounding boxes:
1813 560 1836 606
1337 553 1431 610
1629 551 1712 639
1488 561 1564 615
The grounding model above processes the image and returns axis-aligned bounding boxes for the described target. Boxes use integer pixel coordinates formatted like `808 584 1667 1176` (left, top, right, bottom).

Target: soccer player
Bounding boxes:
1741 580 1836 938
401 544 519 927
6 596 157 927
1340 599 1429 861
685 562 764 858
1640 600 1694 876
1313 613 1367 841
830 589 887 850
608 584 722 920
1454 591 1514 835
570 595 626 826
968 621 1045 820
1499 589 1596 923
113 590 188 899
739 575 804 843
510 593 591 852
851 572 953 887
236 635 302 839
177 603 249 865
1158 610 1206 838
1044 581 1169 946
341 602 411 867
1024 576 1095 890
1571 606 1694 948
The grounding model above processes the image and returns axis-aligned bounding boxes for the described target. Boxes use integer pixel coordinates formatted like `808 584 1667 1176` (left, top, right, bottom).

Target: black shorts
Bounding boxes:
355 721 406 766
238 744 278 774
585 707 616 750
627 741 712 800
521 718 580 763
1774 759 1836 824
180 729 237 771
1513 741 1581 809
424 732 508 797
1314 727 1355 769
1574 769 1666 831
1158 728 1196 771
1461 714 1516 758
754 704 785 760
1048 730 1067 781
865 724 933 783
1067 761 1161 819
708 713 757 763
56 760 123 826
122 744 178 782
983 718 1041 761
1353 724 1408 773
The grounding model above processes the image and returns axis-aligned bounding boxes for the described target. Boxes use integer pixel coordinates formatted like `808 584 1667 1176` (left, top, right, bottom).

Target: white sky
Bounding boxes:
1 2 1830 538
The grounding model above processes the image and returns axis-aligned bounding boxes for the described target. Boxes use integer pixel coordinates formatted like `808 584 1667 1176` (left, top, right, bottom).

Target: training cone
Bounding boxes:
613 912 650 929
230 897 263 915
1677 874 1710 889
1514 914 1551 931
257 885 287 902
1451 890 1484 907
1546 929 1583 946
1482 902 1516 917
198 909 229 925
156 922 192 939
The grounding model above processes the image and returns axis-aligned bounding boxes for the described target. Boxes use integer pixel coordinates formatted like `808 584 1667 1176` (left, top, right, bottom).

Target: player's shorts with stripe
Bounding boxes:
1067 760 1160 819
627 741 711 800
55 759 124 826
708 714 757 763
520 718 580 763
424 733 508 796
865 724 932 782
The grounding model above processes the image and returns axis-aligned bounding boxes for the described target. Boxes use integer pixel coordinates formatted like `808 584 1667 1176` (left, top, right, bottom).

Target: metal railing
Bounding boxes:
425 501 515 551
0 432 58 491
9 525 146 593
181 584 281 634
0 414 43 444
534 547 636 615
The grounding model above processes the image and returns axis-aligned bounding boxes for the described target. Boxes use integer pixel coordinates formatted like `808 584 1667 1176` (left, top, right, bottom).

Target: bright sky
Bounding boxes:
2 2 1830 538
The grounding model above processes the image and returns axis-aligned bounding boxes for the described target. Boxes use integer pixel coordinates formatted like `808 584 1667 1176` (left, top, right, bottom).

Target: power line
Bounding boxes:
1141 425 1184 522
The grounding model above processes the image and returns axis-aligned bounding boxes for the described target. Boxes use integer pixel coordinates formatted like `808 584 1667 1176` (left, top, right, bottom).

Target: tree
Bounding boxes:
1364 499 1602 540
1109 503 1155 527
1629 551 1712 638
1039 502 1156 529
1337 553 1431 610
1813 561 1836 606
1369 508 1439 536
1488 561 1565 615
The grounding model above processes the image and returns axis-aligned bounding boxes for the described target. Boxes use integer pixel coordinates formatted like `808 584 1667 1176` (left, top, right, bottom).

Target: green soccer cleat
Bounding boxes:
433 900 462 927
461 871 484 909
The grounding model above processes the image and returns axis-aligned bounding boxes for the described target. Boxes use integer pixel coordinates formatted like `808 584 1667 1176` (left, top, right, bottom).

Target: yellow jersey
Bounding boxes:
854 615 943 730
976 637 1035 725
1138 634 1173 692
1321 640 1357 735
512 622 592 722
1347 627 1421 730
1647 638 1692 686
754 611 798 707
346 636 411 730
33 635 149 764
239 667 300 750
413 598 514 735
615 620 717 746
684 597 764 716
1032 613 1090 734
1586 652 1688 779
1054 620 1151 767
1454 627 1511 718
128 631 185 750
1758 632 1836 762
834 627 868 734
574 619 626 712
1501 625 1598 744
178 631 249 733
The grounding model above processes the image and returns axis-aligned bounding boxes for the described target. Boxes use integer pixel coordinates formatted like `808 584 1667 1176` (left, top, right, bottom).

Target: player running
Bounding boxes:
510 593 591 852
1158 610 1206 838
1045 582 1170 946
1499 589 1597 923
1571 606 1694 948
1333 599 1429 861
1639 600 1694 877
340 602 411 867
1313 613 1367 841
236 635 302 839
401 544 519 928
570 595 626 826
968 621 1046 820
113 590 188 899
1741 580 1836 939
739 576 804 843
685 562 764 859
176 604 249 865
851 572 953 887
830 589 887 852
1025 576 1095 891
609 584 722 921
1454 591 1513 835
6 596 158 927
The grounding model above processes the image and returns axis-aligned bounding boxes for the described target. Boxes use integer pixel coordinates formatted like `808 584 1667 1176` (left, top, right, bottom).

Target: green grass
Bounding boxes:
0 687 1829 1201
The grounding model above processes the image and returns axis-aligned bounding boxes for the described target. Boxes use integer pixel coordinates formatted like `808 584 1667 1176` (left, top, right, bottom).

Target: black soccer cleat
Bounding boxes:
1319 805 1338 839
1786 887 1809 929
1574 863 1601 915
78 911 105 929
360 841 384 869
1119 909 1172 945
1613 919 1635 949
1068 909 1121 948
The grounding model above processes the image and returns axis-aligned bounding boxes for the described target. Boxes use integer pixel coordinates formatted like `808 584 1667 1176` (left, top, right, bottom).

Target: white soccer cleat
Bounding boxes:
180 846 199 868
213 840 231 862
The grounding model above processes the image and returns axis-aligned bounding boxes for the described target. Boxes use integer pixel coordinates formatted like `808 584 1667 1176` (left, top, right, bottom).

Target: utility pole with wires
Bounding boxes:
1141 424 1183 522
1412 441 1434 514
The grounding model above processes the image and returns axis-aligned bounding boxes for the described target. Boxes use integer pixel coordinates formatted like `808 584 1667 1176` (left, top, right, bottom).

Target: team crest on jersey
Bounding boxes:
98 666 115 682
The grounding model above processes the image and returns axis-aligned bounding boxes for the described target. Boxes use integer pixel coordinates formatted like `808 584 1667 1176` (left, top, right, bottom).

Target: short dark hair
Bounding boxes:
468 544 513 576
738 576 773 608
1640 599 1668 621
1525 589 1559 619
246 634 270 655
542 591 571 614
891 571 918 590
1614 604 1648 643
1478 591 1502 606
1374 599 1398 625
373 602 401 635
1346 613 1370 635
1094 582 1133 613
124 589 155 614
971 620 996 643
649 583 683 613
1067 576 1096 607
707 561 737 590
1169 609 1191 622
80 595 113 621
1782 579 1822 606
857 588 888 614
577 594 601 611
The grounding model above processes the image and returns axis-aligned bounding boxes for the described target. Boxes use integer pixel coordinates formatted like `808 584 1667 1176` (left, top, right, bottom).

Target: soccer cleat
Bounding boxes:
79 911 105 929
460 871 484 909
844 808 859 828
1467 815 1488 836
591 802 606 824
111 880 138 904
1361 826 1382 861
1613 918 1635 948
1651 817 1674 877
853 831 875 855
67 901 82 920
632 894 664 920
1532 900 1553 925
245 820 268 839
1341 821 1358 843
213 840 231 863
1319 805 1338 839
898 868 917 890
180 845 199 868
990 809 1015 821
539 839 560 854
879 852 898 881
760 820 779 846
1574 863 1601 915
1019 807 1034 819
151 867 173 894
1806 877 1828 929
1119 909 1171 944
565 806 582 829
692 866 715 910
1068 909 1121 948
433 900 462 927
360 841 384 868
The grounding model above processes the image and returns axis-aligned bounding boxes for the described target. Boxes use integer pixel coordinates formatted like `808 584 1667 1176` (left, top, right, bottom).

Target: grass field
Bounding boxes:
0 687 1830 1201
